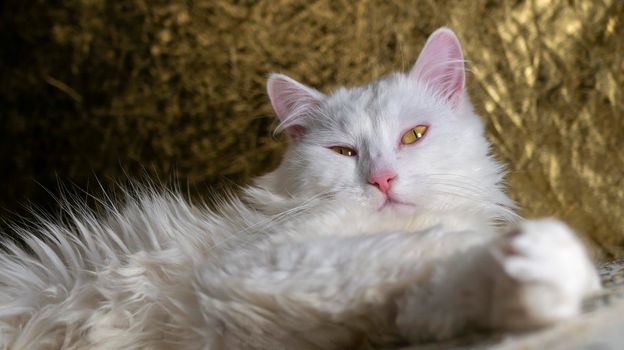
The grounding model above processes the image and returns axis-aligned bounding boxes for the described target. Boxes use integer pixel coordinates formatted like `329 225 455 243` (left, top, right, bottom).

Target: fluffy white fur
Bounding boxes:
0 28 600 349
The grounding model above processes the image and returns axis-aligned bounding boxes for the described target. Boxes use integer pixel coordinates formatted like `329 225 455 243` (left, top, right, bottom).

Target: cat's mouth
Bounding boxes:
377 196 414 211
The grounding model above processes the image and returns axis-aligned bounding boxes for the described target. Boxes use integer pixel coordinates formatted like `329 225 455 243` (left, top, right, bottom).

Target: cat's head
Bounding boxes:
259 28 514 220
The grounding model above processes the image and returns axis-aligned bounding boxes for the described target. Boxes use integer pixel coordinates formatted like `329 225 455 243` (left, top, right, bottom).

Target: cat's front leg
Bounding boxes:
488 218 601 330
396 219 601 342
191 228 492 349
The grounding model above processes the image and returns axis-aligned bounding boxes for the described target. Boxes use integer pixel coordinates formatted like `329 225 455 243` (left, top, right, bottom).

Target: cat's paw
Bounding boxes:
489 218 601 330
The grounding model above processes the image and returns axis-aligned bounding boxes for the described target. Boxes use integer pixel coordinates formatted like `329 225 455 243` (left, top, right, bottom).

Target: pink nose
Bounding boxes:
368 171 397 194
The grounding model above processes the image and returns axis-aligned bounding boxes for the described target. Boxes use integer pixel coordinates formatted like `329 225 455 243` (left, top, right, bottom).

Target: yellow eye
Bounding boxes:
329 146 357 157
401 125 428 145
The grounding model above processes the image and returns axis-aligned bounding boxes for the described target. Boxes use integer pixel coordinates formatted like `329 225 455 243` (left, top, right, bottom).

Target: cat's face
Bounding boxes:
265 28 512 218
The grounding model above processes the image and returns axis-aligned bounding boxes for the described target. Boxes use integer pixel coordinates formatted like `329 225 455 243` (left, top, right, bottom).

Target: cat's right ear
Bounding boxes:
267 73 324 142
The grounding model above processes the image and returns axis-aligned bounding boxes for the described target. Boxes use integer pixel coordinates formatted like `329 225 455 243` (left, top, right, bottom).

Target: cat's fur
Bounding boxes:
0 28 600 349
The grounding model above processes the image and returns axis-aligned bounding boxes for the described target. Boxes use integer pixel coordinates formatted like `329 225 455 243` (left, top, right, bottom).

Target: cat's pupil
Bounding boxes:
330 146 357 157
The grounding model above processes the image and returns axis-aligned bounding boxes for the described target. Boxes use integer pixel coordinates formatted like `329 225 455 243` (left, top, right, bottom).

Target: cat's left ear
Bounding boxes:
409 27 465 107
267 73 324 142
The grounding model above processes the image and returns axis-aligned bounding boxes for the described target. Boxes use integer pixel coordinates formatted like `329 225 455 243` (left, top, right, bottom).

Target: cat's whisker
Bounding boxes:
416 175 517 219
421 173 510 194
423 180 509 206
425 187 518 222
202 191 336 253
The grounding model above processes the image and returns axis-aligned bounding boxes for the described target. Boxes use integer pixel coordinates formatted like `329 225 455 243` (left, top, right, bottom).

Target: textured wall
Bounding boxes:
1 1 622 258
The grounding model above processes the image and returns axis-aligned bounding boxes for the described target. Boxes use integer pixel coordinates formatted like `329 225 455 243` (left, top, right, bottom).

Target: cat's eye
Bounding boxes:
329 146 357 157
401 125 428 145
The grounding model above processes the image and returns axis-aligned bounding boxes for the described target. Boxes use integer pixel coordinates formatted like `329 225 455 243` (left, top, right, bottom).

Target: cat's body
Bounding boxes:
0 28 600 349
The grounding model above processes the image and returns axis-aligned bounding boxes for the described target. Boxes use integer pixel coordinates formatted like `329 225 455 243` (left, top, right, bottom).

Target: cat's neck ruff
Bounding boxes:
243 186 501 239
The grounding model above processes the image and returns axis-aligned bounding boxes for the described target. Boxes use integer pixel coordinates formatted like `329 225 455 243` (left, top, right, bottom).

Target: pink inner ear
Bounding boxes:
286 125 306 142
409 28 465 105
267 73 323 142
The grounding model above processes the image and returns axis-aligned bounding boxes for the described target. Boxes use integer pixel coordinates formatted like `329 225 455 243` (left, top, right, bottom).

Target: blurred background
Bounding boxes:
0 0 622 258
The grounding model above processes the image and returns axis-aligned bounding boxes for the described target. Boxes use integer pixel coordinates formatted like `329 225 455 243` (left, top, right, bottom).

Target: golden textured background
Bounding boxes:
0 1 622 258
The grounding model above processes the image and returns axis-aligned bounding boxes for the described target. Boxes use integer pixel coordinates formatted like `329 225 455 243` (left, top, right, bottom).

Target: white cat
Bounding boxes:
0 27 600 349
